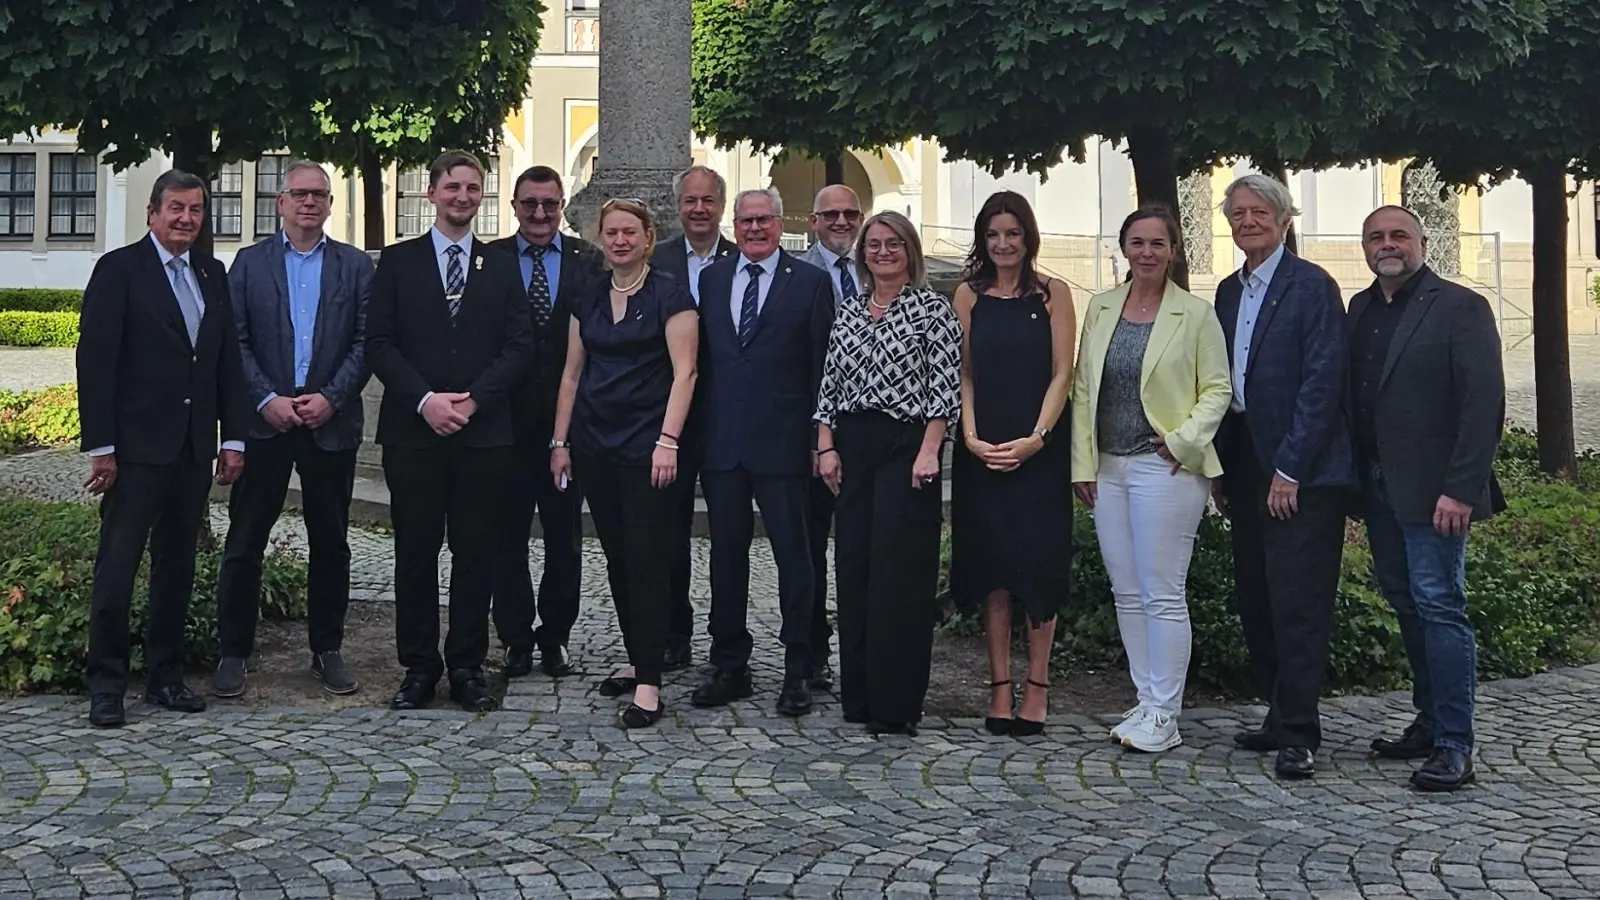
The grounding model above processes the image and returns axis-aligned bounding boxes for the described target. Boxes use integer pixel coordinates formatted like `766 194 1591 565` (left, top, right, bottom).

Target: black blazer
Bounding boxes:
77 234 249 466
650 235 735 457
365 233 535 450
1345 268 1506 523
697 250 834 476
649 234 736 287
487 233 602 439
229 233 374 451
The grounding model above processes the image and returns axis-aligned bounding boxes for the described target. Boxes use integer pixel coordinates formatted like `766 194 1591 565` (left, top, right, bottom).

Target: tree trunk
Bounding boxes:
1127 124 1188 289
359 144 386 251
170 124 215 257
1529 164 1576 478
823 152 846 187
1271 164 1298 255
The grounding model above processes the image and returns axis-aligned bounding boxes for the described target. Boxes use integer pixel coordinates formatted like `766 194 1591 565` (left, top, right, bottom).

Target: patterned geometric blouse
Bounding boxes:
814 284 963 429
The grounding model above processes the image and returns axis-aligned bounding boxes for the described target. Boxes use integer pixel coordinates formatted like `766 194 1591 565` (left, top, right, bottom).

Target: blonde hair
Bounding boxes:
598 198 657 262
853 210 927 293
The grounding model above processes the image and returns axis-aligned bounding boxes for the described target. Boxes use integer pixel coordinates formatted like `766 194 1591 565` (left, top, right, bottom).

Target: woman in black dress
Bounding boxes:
950 191 1075 737
550 199 699 729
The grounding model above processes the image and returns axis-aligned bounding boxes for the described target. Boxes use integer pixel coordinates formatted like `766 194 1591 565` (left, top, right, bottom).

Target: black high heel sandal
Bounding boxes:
985 680 1013 735
1012 679 1049 737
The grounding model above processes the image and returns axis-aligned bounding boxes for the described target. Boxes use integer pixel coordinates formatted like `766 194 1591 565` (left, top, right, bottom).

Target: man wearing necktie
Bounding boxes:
366 150 535 712
691 188 835 716
76 169 250 728
487 166 601 681
797 183 866 692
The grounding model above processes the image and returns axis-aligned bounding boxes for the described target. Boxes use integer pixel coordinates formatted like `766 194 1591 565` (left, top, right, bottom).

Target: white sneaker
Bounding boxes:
1122 710 1182 753
1109 704 1149 742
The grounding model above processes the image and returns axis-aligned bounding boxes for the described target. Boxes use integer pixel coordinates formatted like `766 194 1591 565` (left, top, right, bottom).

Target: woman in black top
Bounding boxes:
814 210 962 735
550 199 699 728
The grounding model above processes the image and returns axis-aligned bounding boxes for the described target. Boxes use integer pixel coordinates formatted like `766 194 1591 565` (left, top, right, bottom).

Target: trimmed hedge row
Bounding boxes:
0 384 79 454
0 311 79 347
0 288 83 313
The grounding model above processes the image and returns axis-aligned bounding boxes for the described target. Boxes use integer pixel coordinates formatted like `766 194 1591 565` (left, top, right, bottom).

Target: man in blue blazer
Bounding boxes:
1213 174 1355 779
690 188 835 716
213 160 374 699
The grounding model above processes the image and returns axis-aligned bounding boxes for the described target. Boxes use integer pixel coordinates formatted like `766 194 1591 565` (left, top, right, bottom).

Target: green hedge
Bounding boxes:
943 429 1600 693
0 384 80 454
0 311 79 347
0 288 84 313
0 495 308 693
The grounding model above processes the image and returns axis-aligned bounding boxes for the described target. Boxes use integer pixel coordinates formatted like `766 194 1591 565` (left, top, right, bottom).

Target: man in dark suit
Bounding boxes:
366 150 535 712
690 188 835 716
649 165 735 671
76 169 250 728
212 160 373 699
1213 173 1355 779
1350 205 1504 792
487 166 600 680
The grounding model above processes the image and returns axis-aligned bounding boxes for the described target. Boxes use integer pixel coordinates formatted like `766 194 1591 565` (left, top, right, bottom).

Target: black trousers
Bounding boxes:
217 429 356 658
832 412 943 724
806 477 836 668
702 467 814 678
1221 419 1345 751
86 445 213 695
666 450 701 647
491 431 585 655
577 451 682 686
383 443 510 678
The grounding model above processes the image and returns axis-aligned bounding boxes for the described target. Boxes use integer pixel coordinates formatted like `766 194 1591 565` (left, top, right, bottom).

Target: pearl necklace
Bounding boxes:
611 266 648 293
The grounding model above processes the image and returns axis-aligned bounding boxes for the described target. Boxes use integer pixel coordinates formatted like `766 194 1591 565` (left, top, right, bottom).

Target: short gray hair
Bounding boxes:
278 159 331 192
733 187 783 218
1222 173 1300 224
1363 204 1426 237
148 169 206 210
672 165 726 204
812 183 860 213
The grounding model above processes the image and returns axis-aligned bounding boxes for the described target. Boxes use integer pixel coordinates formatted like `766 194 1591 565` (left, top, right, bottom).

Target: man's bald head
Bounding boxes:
810 184 864 255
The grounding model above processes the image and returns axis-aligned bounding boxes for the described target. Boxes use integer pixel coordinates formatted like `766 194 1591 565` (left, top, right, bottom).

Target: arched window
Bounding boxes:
1400 162 1461 276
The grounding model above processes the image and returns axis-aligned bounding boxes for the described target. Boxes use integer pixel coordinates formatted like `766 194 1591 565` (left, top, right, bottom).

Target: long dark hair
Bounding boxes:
1118 205 1182 284
961 190 1042 297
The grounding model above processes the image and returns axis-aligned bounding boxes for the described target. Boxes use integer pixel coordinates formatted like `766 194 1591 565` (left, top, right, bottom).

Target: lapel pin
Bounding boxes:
784 267 791 273
474 256 483 271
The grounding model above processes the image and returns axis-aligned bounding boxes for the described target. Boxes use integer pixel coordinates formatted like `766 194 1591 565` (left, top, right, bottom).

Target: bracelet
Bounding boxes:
660 431 680 441
549 438 570 450
816 447 837 457
655 439 679 450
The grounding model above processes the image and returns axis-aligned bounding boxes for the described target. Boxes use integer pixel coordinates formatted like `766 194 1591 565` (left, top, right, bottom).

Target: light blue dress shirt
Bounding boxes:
684 237 719 305
285 233 326 390
515 232 563 300
730 251 780 323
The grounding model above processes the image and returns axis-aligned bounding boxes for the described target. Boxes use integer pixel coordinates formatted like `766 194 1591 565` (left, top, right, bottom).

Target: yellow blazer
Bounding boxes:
1070 280 1233 480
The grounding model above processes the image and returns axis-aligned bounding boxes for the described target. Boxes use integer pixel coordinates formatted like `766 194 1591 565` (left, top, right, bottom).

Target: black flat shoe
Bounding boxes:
391 672 437 710
1012 678 1048 737
89 693 125 728
1371 721 1435 760
1411 747 1475 792
620 700 665 729
502 647 535 679
597 675 638 698
1275 746 1316 779
775 678 813 717
145 682 206 713
985 679 1013 735
691 667 754 708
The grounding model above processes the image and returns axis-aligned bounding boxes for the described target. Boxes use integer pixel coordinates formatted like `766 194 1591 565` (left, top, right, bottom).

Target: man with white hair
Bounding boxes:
1213 173 1355 780
690 187 836 716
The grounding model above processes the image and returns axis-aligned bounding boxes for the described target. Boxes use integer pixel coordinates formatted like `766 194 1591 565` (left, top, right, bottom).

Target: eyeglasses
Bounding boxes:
815 209 862 223
284 188 331 202
735 214 780 229
516 198 563 213
865 238 906 253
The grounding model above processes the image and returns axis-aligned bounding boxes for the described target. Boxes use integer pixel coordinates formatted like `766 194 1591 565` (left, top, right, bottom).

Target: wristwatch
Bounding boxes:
549 438 570 450
1032 427 1052 444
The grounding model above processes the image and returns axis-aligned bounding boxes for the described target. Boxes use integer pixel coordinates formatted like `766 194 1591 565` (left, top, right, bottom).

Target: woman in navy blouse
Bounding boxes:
550 199 699 728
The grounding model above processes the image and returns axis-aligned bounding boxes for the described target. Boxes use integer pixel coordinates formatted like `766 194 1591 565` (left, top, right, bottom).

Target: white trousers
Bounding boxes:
1093 452 1210 715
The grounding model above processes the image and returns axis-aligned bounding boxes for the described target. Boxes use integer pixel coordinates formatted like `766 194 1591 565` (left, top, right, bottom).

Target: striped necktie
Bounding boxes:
445 245 465 320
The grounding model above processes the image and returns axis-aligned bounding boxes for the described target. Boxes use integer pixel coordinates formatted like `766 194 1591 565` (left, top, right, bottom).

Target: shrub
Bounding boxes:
0 311 79 347
0 384 80 453
0 288 84 313
1591 275 1600 309
0 495 307 693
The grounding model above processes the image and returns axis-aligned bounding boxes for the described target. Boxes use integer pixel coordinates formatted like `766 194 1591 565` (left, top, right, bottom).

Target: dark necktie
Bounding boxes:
738 262 762 345
525 243 553 329
836 256 858 301
444 245 465 320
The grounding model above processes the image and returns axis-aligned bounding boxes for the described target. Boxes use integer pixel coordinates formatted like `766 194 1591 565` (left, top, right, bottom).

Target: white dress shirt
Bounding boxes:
417 227 477 414
1230 242 1285 413
685 237 720 304
813 242 860 301
730 251 780 325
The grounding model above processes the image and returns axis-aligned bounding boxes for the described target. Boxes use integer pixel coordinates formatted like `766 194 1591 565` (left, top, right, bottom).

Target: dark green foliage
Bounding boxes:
0 289 84 313
0 384 79 453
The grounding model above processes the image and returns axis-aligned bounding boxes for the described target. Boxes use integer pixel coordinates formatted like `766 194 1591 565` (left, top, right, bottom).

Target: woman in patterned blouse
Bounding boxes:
814 210 963 736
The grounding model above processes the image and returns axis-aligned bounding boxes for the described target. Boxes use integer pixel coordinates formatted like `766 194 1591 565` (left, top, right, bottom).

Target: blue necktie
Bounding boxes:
738 263 763 345
836 256 858 301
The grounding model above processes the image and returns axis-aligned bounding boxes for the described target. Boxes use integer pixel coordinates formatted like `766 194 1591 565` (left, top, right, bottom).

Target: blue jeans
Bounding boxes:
1363 468 1477 752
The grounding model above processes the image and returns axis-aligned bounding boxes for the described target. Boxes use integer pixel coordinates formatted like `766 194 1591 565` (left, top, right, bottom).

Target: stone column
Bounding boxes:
565 0 692 243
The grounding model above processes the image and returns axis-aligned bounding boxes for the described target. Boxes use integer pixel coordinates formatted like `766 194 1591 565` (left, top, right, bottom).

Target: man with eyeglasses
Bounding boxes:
485 166 602 681
213 160 375 699
795 183 865 691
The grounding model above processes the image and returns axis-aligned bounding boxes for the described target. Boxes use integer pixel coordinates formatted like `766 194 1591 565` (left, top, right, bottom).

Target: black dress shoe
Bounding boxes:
1411 747 1475 792
146 682 206 713
662 639 693 671
391 672 437 710
89 693 125 728
540 645 576 678
691 667 755 708
620 700 665 729
1234 727 1281 752
448 668 497 713
597 674 638 697
808 663 834 692
502 647 534 679
775 678 813 717
869 721 918 737
1275 746 1316 779
1371 721 1435 760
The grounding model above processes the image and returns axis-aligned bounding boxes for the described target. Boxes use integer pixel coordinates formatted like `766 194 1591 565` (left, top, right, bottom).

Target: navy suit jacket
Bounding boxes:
229 233 374 451
697 249 835 476
1214 248 1355 488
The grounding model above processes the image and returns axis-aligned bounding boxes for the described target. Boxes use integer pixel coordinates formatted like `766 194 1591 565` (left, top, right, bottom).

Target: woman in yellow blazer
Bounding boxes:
1070 206 1232 754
